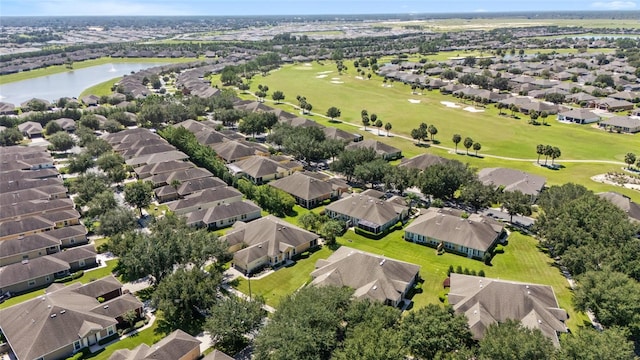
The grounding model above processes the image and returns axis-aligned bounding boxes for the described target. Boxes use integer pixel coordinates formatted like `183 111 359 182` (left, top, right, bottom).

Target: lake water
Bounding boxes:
0 62 167 106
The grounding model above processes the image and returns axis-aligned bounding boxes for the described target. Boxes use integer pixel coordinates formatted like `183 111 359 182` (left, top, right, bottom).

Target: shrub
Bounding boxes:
494 244 505 254
463 268 470 275
447 265 454 276
98 333 118 345
456 266 463 274
470 270 477 276
478 270 486 277
431 198 444 208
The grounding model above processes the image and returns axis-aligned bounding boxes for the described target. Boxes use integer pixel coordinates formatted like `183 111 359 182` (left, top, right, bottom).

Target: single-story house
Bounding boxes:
478 167 546 199
184 200 262 229
323 127 363 142
0 276 142 360
591 97 634 112
53 118 77 132
148 167 213 188
596 192 640 223
269 171 347 208
212 140 266 163
345 139 402 160
109 329 202 360
326 194 409 234
310 246 420 307
167 186 243 215
227 155 302 184
81 94 101 107
556 108 600 124
399 154 451 171
448 273 568 347
134 160 195 179
154 176 227 203
222 215 319 274
404 208 505 259
17 121 44 138
598 116 640 133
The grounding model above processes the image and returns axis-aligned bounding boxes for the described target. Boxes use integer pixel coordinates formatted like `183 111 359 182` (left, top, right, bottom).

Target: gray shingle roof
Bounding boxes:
108 329 201 360
0 255 70 288
326 194 407 227
478 167 546 197
0 232 60 260
405 208 503 252
345 139 401 157
311 246 419 304
399 154 450 170
269 172 333 201
596 192 640 223
448 273 568 347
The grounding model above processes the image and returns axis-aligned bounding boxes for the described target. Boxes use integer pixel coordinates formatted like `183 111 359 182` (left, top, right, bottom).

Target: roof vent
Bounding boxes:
527 291 531 295
372 285 377 290
379 259 386 266
50 314 57 318
538 319 542 324
103 305 109 309
22 259 29 264
525 285 530 289
60 310 66 314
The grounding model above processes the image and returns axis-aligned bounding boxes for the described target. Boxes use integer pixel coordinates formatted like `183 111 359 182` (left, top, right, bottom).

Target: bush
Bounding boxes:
447 265 454 276
354 227 387 239
98 333 118 345
494 244 505 254
53 270 84 283
431 198 444 208
456 265 463 274
478 270 486 277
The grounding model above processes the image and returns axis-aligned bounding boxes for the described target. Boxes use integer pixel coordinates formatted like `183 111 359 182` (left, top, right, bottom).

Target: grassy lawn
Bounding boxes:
0 57 197 85
231 62 640 202
79 77 122 98
279 204 325 227
0 260 118 309
336 228 589 332
145 204 169 218
77 317 166 360
234 246 332 308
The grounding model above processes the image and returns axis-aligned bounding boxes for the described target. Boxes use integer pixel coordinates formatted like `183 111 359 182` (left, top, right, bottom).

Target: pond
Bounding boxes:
0 62 168 106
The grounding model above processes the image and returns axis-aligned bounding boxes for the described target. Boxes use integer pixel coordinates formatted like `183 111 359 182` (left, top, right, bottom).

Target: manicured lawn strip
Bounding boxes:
336 229 588 332
78 318 166 360
0 57 197 85
79 77 122 98
279 204 325 227
0 259 118 309
234 246 332 308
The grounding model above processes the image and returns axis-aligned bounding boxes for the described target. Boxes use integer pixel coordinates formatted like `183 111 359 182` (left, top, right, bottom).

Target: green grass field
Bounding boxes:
229 62 640 202
79 77 122 98
0 57 197 85
381 18 640 31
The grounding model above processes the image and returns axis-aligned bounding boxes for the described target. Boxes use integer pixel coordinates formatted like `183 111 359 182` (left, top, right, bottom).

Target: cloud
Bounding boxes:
591 1 637 9
18 0 197 16
473 8 488 12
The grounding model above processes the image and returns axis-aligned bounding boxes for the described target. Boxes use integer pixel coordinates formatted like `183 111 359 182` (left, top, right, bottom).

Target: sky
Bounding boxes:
0 0 638 16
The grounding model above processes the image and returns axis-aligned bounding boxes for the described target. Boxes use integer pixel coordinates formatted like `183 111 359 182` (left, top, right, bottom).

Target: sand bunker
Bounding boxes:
463 106 485 113
355 76 364 80
317 70 333 75
331 81 344 84
408 99 421 104
303 63 312 67
331 77 341 80
382 84 393 88
316 75 328 79
440 101 460 108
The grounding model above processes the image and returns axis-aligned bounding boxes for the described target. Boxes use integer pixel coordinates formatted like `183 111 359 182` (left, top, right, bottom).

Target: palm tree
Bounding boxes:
374 118 383 135
452 134 462 153
473 142 482 156
624 152 636 169
543 145 553 166
550 147 561 166
384 122 392 136
463 137 474 155
362 115 370 131
497 102 505 116
536 144 545 164
428 125 438 141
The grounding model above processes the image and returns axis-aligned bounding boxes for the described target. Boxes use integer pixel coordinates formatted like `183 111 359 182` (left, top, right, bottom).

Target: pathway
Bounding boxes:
89 311 158 353
247 93 627 166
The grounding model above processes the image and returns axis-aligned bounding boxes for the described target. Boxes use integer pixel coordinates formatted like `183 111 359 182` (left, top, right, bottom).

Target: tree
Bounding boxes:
326 106 341 121
427 125 438 141
205 295 266 354
0 127 23 146
96 152 125 173
79 114 101 130
624 152 636 169
374 118 383 135
298 212 322 232
48 132 75 152
384 122 392 136
330 147 377 182
361 114 370 130
304 102 313 114
401 304 474 359
573 270 640 337
472 142 481 156
536 144 545 164
463 137 473 155
254 286 353 360
543 144 554 165
319 220 344 246
97 206 137 237
271 90 285 104
220 66 239 85
478 320 555 360
540 111 549 125
501 190 532 223
44 121 62 135
354 158 391 187
544 92 566 105
452 134 461 153
72 172 109 206
418 161 474 200
85 191 118 219
238 112 267 138
333 300 405 360
122 310 138 328
557 327 635 360
550 146 561 166
153 268 222 330
459 180 496 211
124 181 153 217
67 152 95 174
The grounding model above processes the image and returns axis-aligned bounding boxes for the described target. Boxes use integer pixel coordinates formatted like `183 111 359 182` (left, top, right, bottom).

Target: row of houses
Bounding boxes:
103 128 263 229
0 146 99 296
